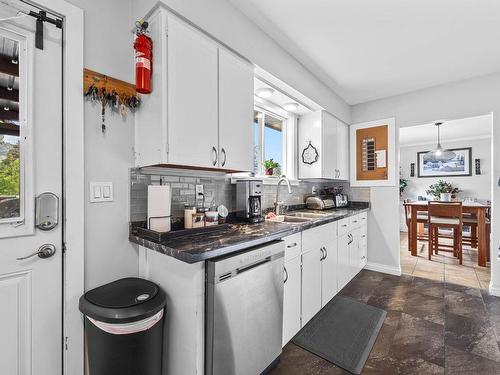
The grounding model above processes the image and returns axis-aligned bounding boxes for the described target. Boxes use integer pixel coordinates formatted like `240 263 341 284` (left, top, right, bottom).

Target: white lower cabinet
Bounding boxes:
281 213 368 347
337 232 351 291
301 247 322 326
321 235 338 307
282 255 301 346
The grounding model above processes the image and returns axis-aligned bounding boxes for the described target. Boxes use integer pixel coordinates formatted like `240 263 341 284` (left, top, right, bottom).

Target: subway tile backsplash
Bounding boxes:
130 168 370 223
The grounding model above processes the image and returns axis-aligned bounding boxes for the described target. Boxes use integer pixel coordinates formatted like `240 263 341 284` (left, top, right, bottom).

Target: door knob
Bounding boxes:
17 244 56 261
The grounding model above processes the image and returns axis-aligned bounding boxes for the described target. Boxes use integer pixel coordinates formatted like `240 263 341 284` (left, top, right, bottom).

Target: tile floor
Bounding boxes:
272 233 499 374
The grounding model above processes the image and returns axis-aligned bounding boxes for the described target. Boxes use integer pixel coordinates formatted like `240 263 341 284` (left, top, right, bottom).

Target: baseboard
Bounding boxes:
364 262 402 276
489 283 500 297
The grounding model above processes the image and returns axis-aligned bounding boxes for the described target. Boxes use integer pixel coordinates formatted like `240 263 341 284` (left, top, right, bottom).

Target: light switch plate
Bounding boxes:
89 182 113 203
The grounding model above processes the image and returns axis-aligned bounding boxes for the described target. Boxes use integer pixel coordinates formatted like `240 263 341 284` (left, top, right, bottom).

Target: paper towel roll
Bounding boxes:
147 185 171 232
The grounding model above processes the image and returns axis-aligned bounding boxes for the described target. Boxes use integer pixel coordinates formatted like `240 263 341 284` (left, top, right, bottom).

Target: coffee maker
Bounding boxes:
236 180 264 223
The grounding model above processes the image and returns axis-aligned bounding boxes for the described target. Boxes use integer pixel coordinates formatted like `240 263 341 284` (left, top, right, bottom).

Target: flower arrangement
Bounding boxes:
426 180 460 200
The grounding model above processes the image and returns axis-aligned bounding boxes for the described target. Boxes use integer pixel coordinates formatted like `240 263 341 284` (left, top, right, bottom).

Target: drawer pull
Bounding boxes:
361 235 366 238
352 220 358 223
287 242 297 248
342 224 348 227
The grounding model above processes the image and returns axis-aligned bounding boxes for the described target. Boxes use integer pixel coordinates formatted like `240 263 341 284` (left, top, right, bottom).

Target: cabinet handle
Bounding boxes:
221 148 227 167
323 247 328 260
287 242 297 248
283 266 288 284
320 247 325 261
352 220 358 223
342 224 348 228
361 235 366 238
211 146 218 166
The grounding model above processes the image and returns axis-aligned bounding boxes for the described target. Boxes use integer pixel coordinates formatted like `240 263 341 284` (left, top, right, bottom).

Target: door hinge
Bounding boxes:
62 242 67 253
65 336 68 350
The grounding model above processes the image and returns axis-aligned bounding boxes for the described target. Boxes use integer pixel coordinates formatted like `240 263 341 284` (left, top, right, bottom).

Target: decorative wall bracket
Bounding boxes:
301 141 319 165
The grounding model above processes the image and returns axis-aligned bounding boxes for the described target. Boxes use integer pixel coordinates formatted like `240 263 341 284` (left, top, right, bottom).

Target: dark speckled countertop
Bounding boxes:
129 204 369 263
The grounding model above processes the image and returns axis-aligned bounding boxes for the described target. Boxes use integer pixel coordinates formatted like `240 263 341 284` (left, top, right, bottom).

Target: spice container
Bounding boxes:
184 205 197 229
192 212 205 228
205 211 219 226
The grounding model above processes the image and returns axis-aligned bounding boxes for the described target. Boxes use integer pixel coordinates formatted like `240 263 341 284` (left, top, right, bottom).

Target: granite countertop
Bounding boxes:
129 204 369 263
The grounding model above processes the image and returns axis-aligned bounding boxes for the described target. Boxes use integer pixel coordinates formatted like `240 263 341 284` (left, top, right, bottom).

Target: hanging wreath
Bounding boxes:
302 141 319 165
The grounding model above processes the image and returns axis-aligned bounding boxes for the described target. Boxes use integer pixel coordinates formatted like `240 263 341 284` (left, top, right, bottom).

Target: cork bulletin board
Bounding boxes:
356 125 388 181
350 118 396 187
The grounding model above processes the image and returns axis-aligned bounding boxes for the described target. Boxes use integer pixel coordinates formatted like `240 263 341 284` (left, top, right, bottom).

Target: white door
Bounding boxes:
336 119 349 180
301 249 322 325
321 111 337 179
282 256 301 346
167 15 219 168
0 3 63 374
321 237 338 306
337 234 350 291
218 48 253 171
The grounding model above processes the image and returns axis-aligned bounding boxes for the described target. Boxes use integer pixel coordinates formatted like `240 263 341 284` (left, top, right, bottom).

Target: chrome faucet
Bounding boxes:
275 176 292 215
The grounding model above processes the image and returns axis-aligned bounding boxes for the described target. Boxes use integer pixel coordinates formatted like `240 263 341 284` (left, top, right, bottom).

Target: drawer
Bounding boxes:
337 218 350 236
359 212 368 224
283 233 301 262
349 214 361 229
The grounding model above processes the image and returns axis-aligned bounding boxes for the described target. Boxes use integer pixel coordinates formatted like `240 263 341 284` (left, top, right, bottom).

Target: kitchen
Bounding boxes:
1 1 500 375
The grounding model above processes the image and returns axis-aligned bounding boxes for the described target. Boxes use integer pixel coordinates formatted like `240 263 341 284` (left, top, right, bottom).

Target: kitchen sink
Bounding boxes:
267 215 313 224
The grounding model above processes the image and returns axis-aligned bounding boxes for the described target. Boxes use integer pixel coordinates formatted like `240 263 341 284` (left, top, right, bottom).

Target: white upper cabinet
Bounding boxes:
134 9 168 167
298 110 349 180
336 120 349 180
135 9 254 170
167 15 219 168
218 48 254 171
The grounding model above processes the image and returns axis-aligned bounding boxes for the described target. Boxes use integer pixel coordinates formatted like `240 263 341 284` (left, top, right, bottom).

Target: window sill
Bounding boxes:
230 175 300 186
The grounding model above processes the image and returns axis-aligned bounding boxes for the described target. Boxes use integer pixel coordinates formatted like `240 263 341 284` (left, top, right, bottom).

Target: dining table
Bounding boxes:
404 201 490 267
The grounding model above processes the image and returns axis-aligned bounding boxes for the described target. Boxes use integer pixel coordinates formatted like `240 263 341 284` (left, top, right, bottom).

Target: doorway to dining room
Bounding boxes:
399 114 492 288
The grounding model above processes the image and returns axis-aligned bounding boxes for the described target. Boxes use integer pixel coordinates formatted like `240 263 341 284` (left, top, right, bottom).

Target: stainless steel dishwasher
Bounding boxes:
206 240 285 375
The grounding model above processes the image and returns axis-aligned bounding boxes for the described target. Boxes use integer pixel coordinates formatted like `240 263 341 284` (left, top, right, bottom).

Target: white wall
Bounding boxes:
131 0 350 123
352 72 500 295
66 0 350 290
67 0 139 290
400 138 492 201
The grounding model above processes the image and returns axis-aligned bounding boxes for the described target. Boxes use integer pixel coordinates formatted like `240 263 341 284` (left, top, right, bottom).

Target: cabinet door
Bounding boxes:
218 48 254 171
336 119 349 180
337 234 350 291
349 228 361 278
321 237 338 306
167 16 219 168
321 111 338 179
301 249 322 325
282 256 301 346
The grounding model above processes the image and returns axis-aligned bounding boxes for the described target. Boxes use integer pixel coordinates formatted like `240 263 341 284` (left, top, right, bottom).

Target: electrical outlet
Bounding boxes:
196 184 204 200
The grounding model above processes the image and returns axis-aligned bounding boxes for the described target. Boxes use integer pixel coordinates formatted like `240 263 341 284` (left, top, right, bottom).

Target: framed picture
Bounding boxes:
417 147 472 178
350 118 396 187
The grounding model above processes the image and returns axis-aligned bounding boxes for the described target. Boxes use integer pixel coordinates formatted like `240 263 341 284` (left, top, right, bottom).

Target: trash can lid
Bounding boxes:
79 277 166 324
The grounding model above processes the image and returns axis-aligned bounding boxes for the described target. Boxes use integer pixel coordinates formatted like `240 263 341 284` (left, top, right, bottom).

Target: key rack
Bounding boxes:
83 68 141 133
83 68 137 98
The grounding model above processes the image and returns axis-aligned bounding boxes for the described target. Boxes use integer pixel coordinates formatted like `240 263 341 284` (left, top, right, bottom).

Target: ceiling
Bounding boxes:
231 0 500 104
399 115 492 147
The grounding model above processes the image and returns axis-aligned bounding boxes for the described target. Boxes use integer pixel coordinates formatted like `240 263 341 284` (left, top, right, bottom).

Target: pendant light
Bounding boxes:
424 122 456 162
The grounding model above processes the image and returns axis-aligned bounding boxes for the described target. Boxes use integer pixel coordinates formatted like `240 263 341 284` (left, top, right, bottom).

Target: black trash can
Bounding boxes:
79 277 166 375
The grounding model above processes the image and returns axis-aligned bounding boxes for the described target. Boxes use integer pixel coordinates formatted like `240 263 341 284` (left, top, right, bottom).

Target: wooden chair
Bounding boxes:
428 201 463 264
403 200 428 252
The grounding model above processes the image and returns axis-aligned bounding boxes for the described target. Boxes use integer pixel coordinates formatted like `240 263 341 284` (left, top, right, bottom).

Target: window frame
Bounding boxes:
0 25 34 237
253 105 296 180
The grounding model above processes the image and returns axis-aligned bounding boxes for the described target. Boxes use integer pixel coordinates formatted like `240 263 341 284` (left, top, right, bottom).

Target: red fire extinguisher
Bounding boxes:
134 21 153 94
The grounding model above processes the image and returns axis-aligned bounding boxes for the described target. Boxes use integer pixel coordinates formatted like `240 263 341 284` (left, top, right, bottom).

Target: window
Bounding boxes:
0 33 21 221
253 109 286 176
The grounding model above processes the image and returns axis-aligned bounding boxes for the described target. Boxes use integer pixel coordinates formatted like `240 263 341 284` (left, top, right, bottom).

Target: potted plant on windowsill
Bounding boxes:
263 159 280 176
426 180 460 202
